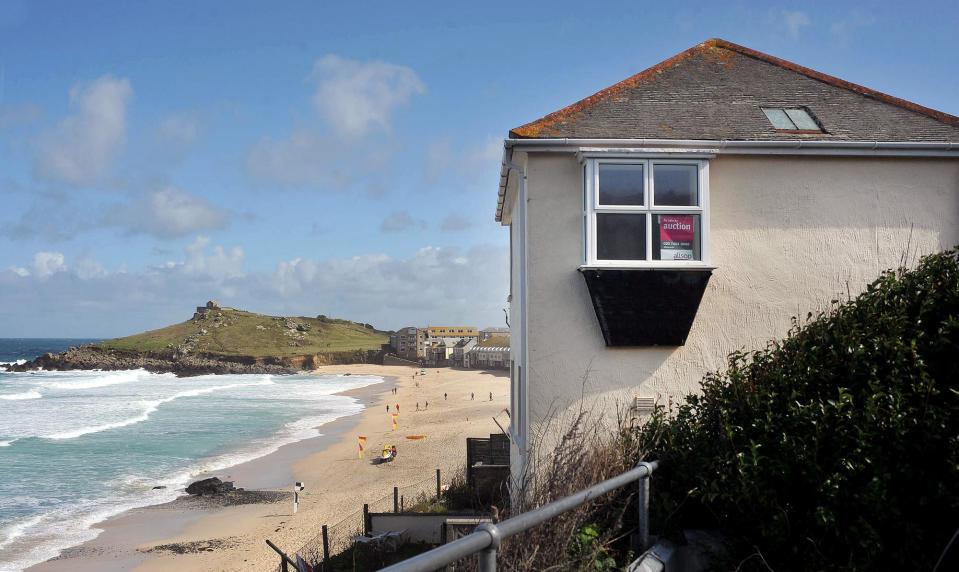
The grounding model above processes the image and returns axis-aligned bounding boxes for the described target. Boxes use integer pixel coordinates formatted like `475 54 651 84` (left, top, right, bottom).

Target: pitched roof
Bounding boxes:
510 39 959 142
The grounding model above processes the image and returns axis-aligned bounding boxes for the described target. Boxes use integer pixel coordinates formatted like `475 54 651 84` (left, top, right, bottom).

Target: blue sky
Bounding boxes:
1 0 957 337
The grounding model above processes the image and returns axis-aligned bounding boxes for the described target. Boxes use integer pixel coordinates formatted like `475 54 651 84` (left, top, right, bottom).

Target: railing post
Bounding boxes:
401 494 405 512
475 523 501 572
636 462 654 553
363 503 370 535
321 524 330 567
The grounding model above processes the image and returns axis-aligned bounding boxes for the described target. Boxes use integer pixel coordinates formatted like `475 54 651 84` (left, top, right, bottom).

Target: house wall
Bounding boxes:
521 152 959 432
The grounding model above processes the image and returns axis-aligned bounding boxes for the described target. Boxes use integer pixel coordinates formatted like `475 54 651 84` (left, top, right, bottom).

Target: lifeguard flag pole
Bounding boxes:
357 436 367 459
391 413 398 431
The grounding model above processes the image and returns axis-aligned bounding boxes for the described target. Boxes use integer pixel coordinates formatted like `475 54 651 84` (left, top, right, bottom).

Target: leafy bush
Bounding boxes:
635 248 959 570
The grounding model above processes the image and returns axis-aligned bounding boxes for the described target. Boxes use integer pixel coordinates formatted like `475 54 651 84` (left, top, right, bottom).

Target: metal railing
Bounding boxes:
379 460 660 572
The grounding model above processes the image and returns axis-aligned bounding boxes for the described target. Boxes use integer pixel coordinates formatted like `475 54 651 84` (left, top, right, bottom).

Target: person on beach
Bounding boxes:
489 392 493 401
391 445 398 458
416 402 419 411
471 392 474 400
386 404 390 413
425 401 429 409
444 392 447 400
396 403 400 413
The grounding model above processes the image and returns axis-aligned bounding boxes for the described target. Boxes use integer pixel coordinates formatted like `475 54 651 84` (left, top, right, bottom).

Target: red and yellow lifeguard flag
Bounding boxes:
391 413 398 431
357 436 367 458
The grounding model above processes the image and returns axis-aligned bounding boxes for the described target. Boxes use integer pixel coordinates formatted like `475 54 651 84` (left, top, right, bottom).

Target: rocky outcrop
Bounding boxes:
185 477 235 496
8 345 297 377
6 345 385 377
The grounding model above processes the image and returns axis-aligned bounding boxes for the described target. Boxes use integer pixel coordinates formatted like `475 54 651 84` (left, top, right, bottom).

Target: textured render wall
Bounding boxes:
524 153 959 427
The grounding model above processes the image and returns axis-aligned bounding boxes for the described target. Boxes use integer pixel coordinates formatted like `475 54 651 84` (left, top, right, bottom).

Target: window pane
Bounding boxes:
785 108 820 130
597 213 646 260
652 214 701 261
762 108 796 130
653 164 698 206
598 164 644 206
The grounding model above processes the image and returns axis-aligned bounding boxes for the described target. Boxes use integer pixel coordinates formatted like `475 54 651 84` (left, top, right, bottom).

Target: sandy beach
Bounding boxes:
27 365 509 572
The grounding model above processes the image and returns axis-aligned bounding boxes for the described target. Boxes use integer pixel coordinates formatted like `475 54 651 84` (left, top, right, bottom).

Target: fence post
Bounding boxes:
636 462 654 553
476 523 501 572
393 486 399 513
401 495 405 512
436 468 441 499
363 503 370 535
321 524 330 567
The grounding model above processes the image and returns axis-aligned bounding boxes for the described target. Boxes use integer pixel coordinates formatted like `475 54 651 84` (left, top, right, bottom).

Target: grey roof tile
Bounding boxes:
510 39 959 142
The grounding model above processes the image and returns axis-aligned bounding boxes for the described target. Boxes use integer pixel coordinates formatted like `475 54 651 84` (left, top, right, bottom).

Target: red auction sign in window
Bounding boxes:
659 215 695 260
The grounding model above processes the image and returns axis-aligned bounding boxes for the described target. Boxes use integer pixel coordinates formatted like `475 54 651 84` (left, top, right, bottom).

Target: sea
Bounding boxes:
0 339 382 572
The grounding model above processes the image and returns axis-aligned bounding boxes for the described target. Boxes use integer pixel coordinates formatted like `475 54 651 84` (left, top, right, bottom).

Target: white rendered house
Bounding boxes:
496 39 959 483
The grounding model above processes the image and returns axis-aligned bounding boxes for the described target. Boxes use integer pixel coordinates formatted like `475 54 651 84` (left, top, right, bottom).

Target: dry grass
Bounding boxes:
455 402 649 571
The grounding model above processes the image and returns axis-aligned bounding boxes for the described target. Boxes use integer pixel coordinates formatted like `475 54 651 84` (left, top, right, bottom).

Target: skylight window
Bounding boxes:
762 107 822 132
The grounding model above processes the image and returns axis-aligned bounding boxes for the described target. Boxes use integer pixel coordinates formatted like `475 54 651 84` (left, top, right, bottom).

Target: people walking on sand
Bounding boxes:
425 401 429 410
489 392 492 401
471 392 474 400
396 403 400 413
444 392 447 400
416 402 419 411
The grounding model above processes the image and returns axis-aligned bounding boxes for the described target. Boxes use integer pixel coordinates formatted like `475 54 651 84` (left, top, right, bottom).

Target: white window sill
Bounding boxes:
579 264 717 271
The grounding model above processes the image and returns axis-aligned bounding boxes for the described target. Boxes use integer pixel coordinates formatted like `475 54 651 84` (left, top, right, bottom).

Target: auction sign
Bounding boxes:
659 215 695 260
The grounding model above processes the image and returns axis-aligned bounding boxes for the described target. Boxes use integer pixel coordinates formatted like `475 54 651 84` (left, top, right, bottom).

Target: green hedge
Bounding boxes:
637 248 959 570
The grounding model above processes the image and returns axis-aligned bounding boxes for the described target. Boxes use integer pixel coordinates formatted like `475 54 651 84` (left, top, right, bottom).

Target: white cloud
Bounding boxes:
830 12 875 42
780 10 811 39
155 112 200 156
440 213 474 232
180 235 245 279
105 187 231 239
246 55 423 192
0 192 91 241
0 243 509 337
31 251 66 278
380 210 427 233
0 102 43 129
34 75 132 185
311 55 425 138
424 136 502 188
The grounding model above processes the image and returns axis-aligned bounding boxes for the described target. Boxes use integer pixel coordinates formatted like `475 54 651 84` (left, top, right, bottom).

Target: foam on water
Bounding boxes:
0 369 383 571
37 368 157 390
44 378 275 440
0 391 41 401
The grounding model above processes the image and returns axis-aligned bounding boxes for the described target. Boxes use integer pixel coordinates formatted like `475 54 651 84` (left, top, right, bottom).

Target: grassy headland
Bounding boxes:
98 308 390 358
4 307 393 375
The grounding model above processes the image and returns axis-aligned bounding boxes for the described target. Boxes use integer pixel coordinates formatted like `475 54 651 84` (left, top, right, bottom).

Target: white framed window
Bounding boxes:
582 158 710 268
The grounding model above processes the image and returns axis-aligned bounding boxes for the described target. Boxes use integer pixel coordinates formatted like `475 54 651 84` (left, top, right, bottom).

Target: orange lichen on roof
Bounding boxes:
509 38 959 138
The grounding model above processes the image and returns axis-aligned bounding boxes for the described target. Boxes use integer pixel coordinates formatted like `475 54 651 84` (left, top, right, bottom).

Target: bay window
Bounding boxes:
583 158 710 267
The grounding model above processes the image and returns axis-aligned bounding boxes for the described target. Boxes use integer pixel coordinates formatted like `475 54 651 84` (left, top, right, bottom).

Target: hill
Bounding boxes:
6 306 392 376
98 307 390 358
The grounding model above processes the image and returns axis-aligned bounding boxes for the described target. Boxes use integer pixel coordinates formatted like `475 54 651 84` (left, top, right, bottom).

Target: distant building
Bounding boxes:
393 326 427 361
427 326 478 339
426 337 461 366
466 346 510 370
480 327 510 341
452 338 477 367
